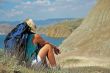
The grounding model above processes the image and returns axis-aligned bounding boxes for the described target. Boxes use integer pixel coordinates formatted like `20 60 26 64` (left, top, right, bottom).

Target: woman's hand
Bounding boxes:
44 42 61 55
54 46 61 55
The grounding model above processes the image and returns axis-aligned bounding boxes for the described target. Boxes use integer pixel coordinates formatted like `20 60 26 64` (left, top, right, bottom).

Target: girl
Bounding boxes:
5 18 61 68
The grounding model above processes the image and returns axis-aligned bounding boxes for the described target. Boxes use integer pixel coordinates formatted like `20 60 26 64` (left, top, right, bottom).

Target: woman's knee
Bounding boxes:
38 44 53 59
44 44 53 50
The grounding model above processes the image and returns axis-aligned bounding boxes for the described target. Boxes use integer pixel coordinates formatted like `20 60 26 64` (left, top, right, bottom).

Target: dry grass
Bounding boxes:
0 49 110 73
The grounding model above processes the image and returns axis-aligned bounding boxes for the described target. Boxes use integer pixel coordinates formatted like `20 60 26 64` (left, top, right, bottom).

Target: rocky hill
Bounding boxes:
38 19 83 38
60 0 110 58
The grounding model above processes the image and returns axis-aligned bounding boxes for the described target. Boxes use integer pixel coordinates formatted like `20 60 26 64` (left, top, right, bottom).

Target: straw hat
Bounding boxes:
24 18 37 33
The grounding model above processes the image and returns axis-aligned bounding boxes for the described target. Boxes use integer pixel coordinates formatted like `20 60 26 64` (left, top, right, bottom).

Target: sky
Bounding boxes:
0 0 96 21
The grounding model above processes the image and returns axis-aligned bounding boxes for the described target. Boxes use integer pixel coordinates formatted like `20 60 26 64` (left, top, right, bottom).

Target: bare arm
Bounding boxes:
33 34 61 55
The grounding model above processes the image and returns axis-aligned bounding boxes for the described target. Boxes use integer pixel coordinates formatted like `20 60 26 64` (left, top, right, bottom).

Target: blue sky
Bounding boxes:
0 0 96 21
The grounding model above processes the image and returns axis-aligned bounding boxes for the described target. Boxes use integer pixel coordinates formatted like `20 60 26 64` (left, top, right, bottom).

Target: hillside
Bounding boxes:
0 24 14 34
35 18 75 27
60 0 110 58
0 18 75 27
38 19 83 38
0 19 82 37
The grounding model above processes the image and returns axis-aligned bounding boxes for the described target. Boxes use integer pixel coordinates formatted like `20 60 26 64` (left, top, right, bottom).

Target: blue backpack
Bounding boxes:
4 22 30 62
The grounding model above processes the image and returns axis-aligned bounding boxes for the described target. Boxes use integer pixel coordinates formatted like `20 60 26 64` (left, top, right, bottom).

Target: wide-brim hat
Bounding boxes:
24 18 37 33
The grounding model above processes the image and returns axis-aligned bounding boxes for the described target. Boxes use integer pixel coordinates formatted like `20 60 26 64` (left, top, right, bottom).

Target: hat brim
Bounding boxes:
30 27 36 33
25 19 37 33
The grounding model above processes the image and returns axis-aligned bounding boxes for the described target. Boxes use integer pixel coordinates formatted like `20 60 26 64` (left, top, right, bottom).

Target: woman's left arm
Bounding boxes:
33 34 61 55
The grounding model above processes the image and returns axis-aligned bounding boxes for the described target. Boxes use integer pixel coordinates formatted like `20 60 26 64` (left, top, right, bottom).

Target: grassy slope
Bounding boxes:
37 19 83 38
0 50 110 73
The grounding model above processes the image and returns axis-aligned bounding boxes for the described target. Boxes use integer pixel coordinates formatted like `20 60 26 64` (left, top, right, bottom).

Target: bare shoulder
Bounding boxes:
34 34 42 39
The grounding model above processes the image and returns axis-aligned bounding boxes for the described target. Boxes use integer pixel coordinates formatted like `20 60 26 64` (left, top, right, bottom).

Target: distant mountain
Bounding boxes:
38 19 83 38
35 18 76 27
0 21 21 25
0 18 80 34
0 24 15 34
0 18 76 27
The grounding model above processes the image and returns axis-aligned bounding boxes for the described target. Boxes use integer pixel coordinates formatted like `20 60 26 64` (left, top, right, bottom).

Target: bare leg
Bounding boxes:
38 44 56 67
